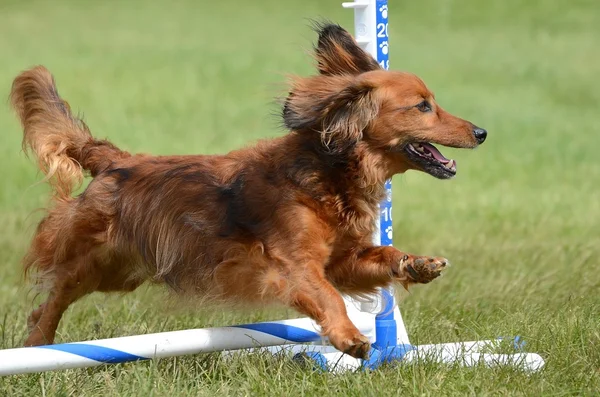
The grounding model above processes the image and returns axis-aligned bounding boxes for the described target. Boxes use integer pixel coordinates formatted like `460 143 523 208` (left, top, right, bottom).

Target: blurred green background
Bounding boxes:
0 0 598 395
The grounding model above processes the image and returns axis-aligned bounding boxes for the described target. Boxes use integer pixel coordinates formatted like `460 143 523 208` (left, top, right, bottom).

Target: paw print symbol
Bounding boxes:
385 226 393 240
379 41 389 55
379 5 388 19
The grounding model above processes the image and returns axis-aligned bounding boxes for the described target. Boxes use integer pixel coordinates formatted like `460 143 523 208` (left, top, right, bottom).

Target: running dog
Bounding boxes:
10 24 486 358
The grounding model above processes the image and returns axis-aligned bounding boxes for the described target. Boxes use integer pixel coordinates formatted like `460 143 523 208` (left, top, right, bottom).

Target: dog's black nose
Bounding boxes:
473 127 487 144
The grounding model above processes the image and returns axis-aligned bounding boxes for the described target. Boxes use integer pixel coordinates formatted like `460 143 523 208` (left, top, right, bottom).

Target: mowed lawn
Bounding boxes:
1 0 599 395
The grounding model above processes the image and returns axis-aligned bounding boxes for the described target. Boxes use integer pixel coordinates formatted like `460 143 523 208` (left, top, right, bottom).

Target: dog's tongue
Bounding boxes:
422 143 451 164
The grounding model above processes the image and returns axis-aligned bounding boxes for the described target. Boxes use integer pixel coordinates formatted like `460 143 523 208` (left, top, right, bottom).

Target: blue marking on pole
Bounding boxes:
513 336 526 350
234 323 321 343
375 0 392 248
375 0 390 73
362 344 414 370
372 0 397 352
498 336 526 350
38 343 147 364
373 289 397 350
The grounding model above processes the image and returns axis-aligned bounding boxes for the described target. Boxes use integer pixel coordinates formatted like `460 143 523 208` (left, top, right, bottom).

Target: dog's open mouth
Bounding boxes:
405 143 457 179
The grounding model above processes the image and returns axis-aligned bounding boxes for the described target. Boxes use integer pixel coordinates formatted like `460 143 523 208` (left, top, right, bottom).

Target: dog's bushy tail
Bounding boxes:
10 65 130 198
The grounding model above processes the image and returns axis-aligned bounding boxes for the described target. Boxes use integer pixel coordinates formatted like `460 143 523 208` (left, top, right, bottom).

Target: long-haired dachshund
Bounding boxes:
10 24 486 358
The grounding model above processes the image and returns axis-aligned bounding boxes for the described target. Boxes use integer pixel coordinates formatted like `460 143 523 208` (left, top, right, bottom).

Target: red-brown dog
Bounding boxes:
10 24 486 358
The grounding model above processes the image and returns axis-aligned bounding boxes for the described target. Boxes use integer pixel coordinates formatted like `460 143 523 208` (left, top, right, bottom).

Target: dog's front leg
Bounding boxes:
263 206 372 358
285 261 372 359
326 246 449 292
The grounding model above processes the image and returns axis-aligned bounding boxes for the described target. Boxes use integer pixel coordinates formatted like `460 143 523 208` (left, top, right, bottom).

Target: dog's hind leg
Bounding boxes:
25 253 147 347
22 196 123 346
24 252 103 346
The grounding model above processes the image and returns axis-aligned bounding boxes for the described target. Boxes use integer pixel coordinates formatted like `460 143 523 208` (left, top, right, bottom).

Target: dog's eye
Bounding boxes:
415 100 432 113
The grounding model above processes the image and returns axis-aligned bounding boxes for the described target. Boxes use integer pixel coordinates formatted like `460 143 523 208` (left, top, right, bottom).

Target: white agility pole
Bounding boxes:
0 315 375 376
0 0 544 377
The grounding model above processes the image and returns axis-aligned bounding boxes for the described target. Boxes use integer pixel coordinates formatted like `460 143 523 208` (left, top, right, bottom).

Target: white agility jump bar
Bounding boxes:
0 315 375 376
283 339 545 373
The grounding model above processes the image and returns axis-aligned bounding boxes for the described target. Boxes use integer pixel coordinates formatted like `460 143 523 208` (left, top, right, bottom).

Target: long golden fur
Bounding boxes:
10 24 486 358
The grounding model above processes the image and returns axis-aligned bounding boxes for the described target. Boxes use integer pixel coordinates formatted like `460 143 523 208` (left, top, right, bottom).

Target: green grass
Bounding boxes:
1 0 599 395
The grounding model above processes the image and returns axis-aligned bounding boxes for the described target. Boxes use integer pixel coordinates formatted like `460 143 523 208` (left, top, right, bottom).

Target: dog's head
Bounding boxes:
283 23 486 180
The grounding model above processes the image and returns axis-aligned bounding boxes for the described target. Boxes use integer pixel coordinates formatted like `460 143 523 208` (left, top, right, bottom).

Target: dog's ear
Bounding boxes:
313 23 381 76
318 83 378 152
282 76 378 153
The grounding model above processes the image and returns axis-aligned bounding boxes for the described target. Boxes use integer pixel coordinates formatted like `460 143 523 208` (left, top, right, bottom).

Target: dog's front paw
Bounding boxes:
393 254 449 288
328 328 371 359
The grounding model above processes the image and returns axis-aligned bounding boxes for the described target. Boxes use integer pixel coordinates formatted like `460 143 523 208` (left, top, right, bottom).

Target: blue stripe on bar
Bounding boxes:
234 323 320 343
38 343 147 363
